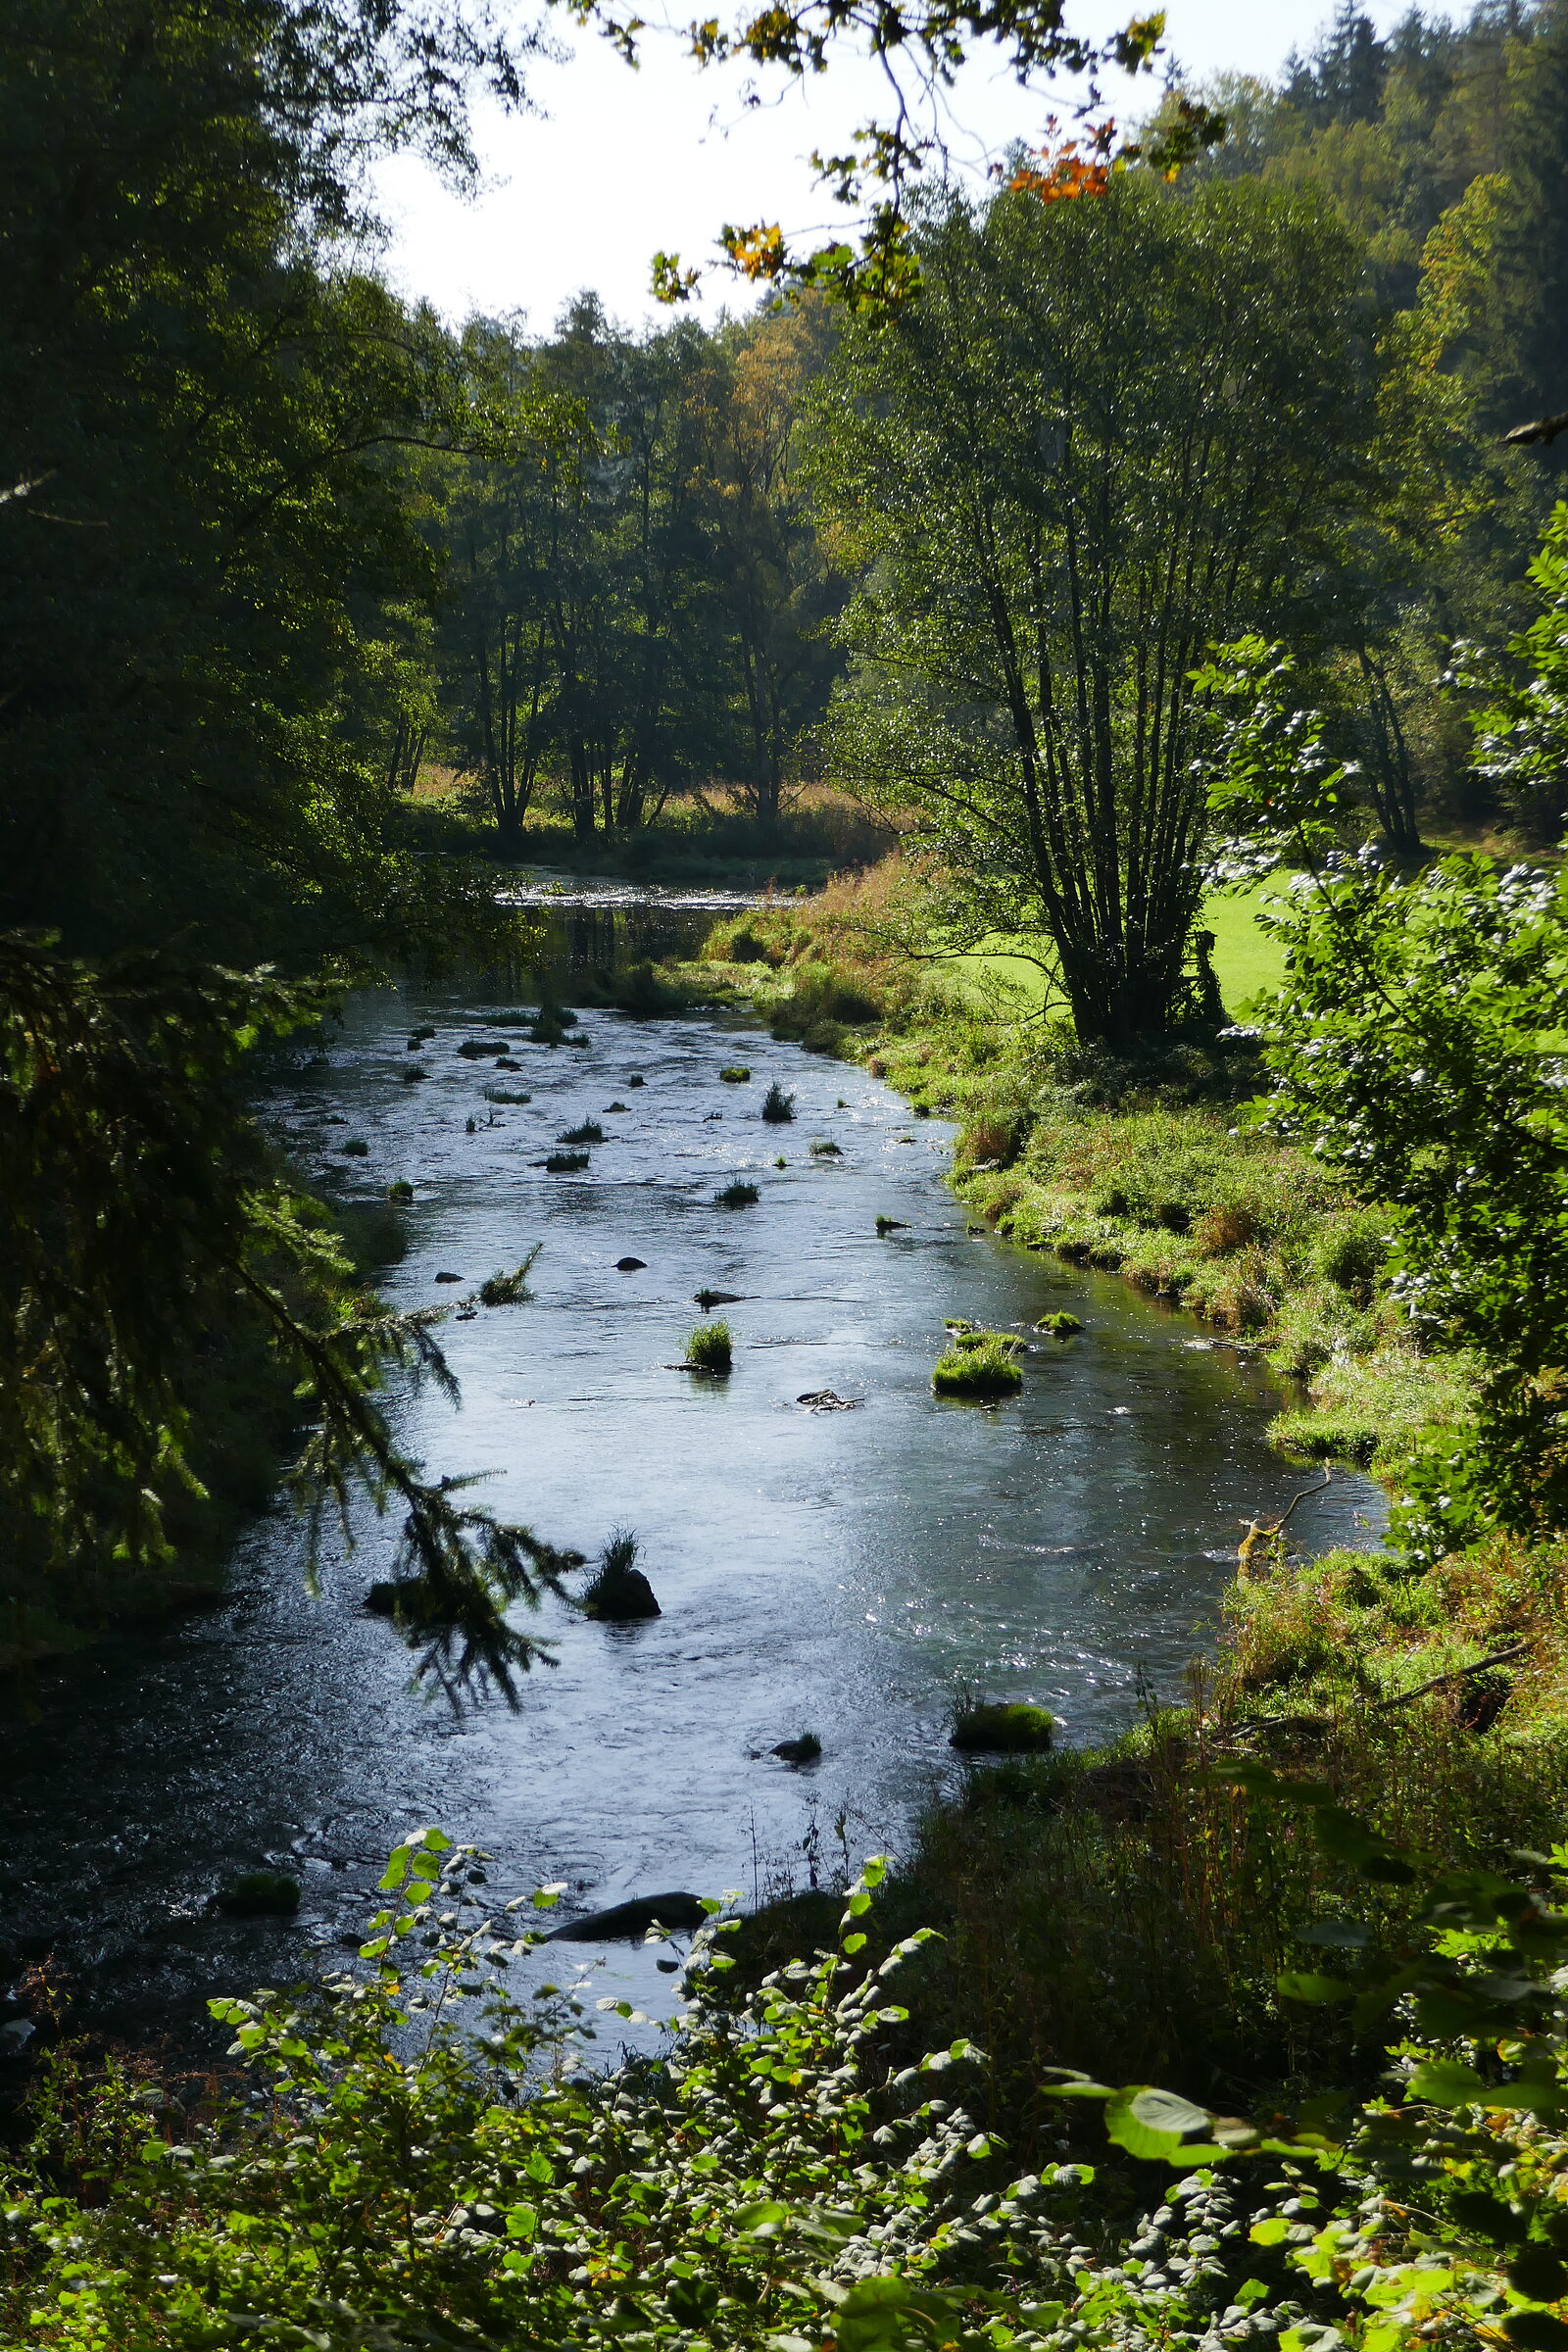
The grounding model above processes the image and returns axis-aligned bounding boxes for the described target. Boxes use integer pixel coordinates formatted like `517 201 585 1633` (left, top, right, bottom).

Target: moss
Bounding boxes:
950 1699 1055 1752
719 1065 752 1082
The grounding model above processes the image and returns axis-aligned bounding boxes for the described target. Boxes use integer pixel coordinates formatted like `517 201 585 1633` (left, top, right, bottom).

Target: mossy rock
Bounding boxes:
216 1871 301 1918
950 1702 1055 1754
719 1065 752 1083
1036 1311 1084 1338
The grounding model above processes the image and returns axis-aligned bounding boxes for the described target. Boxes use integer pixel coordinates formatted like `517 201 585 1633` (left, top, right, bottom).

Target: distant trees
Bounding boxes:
811 178 1374 1048
425 297 843 845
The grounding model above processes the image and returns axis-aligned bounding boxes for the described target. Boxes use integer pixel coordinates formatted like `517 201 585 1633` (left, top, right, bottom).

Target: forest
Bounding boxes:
11 0 1568 2347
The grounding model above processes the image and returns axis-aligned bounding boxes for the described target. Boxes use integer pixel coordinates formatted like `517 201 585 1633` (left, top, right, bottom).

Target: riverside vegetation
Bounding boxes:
15 0 1568 2345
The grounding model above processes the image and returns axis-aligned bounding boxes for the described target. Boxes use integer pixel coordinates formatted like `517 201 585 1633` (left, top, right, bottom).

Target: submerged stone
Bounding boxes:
545 1891 706 1941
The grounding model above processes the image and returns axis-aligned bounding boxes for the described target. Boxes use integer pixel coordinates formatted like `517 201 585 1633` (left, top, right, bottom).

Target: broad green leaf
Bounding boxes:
1278 1972 1354 2004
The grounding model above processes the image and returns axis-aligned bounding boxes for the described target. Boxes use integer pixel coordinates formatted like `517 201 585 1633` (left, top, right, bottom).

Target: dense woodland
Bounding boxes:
17 0 1568 2346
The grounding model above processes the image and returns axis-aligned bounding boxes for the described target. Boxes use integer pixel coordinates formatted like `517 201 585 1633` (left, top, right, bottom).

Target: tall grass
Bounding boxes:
684 1319 733 1373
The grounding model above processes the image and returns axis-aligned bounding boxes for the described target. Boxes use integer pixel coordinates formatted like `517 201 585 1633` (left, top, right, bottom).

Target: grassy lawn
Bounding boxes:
939 880 1291 1019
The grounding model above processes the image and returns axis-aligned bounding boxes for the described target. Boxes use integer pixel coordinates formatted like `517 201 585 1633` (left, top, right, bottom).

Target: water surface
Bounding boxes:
0 975 1383 2051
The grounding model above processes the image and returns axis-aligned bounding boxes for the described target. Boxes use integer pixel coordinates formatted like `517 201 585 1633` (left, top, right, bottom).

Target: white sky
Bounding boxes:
370 0 1461 331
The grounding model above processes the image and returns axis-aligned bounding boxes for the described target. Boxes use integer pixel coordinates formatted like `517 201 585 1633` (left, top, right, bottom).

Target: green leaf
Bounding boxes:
1127 2087 1211 2136
378 1849 411 1891
734 2201 791 2236
1505 2316 1568 2351
1105 2088 1186 2162
1406 2058 1490 2106
1509 2249 1568 2303
1278 1972 1354 2004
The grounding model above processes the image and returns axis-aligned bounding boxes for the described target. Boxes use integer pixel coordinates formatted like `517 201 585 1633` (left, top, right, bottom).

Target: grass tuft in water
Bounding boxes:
876 1214 906 1234
580 1529 661 1621
760 1081 795 1124
684 1319 733 1374
715 1180 760 1209
483 1087 532 1105
809 1140 843 1157
544 1150 590 1173
557 1121 605 1145
931 1331 1023 1396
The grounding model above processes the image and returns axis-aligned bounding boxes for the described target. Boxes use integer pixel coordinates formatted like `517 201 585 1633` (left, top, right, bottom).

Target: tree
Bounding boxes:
812 176 1374 1049
691 300 845 825
1203 607 1568 1566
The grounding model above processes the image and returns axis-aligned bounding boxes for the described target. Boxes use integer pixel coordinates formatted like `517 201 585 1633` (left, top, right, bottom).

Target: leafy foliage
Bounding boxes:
1203 604 1568 1564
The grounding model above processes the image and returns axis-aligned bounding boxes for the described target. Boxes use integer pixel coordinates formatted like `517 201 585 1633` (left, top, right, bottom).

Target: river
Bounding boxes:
0 907 1385 2062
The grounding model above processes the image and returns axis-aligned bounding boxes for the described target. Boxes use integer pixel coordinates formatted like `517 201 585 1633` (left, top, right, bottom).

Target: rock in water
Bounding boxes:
770 1735 822 1764
797 1390 857 1412
584 1566 660 1621
215 1871 301 1918
545 1891 707 1942
616 1256 647 1271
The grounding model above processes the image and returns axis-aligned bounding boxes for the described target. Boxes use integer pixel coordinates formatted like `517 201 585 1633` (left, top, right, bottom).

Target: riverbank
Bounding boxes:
683 863 1472 1477
675 862 1568 2132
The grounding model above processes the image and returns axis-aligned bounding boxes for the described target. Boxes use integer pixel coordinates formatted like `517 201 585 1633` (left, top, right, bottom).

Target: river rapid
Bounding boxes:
0 917 1386 2058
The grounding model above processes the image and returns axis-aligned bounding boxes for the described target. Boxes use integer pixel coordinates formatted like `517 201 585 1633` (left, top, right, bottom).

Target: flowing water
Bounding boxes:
0 905 1386 2059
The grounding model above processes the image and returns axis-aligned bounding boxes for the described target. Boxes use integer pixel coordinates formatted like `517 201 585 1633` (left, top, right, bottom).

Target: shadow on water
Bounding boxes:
0 930 1388 2055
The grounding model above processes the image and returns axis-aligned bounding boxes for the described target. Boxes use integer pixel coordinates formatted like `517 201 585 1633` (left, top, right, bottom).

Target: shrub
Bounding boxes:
684 1319 733 1373
760 1081 795 1123
1192 1200 1257 1256
957 1115 1016 1169
931 1332 1022 1396
715 1180 760 1208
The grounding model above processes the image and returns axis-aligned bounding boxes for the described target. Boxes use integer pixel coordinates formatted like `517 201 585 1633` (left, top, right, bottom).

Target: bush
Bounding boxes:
684 1319 733 1373
931 1332 1022 1396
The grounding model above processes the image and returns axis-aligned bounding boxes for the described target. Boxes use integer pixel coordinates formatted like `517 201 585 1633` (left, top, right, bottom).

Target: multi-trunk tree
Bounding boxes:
813 176 1375 1048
